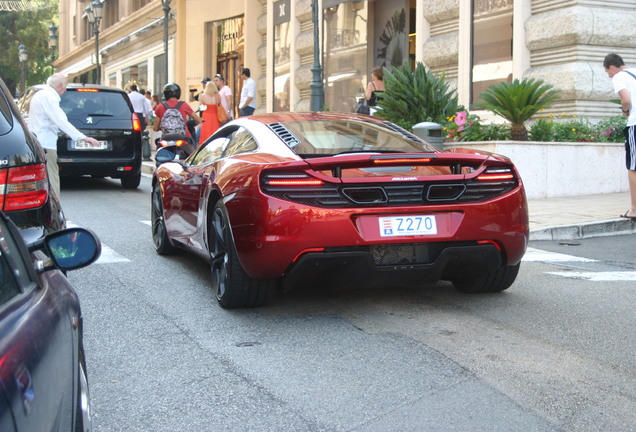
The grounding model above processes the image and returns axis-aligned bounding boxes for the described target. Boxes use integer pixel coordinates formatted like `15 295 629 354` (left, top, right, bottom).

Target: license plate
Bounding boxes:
70 140 109 150
379 215 437 237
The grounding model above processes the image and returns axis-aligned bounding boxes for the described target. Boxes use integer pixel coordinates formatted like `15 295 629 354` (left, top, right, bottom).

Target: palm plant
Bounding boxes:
375 61 461 131
477 78 561 141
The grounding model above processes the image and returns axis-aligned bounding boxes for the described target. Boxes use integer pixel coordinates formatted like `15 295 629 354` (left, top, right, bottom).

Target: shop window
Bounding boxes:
322 0 369 112
273 0 291 111
471 0 513 106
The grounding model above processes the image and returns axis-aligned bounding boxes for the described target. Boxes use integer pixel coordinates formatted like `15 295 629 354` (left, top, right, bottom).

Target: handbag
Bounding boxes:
217 103 228 124
355 100 370 115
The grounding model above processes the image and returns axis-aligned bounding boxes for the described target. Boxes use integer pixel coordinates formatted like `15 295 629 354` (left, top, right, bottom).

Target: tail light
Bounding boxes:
157 138 189 147
262 172 324 186
0 163 49 211
132 113 142 132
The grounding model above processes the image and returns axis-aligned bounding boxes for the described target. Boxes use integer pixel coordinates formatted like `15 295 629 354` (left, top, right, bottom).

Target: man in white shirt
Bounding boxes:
28 73 98 197
239 68 256 116
127 84 152 131
214 73 233 121
604 53 636 219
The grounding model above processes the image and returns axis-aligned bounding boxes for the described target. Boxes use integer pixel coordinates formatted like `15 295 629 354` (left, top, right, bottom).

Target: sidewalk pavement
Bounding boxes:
142 159 636 241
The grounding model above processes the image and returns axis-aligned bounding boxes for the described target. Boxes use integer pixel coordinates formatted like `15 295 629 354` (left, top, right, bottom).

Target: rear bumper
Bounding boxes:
226 185 529 280
57 157 141 177
282 243 502 290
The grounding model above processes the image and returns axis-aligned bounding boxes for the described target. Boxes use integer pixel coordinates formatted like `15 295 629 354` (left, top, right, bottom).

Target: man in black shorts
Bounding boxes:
604 53 636 219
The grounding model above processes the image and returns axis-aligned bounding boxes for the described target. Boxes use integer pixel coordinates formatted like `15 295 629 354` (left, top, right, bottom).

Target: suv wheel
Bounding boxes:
121 173 141 189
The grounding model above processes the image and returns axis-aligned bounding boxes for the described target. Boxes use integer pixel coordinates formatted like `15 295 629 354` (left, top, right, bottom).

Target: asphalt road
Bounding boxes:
59 175 636 432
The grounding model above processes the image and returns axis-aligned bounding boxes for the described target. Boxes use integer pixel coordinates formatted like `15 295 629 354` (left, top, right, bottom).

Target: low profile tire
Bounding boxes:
121 173 141 189
151 185 177 255
452 263 520 294
209 201 276 308
74 344 91 432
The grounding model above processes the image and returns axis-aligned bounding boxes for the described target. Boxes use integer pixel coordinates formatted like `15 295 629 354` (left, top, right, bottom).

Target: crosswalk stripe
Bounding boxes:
523 247 597 263
546 271 636 281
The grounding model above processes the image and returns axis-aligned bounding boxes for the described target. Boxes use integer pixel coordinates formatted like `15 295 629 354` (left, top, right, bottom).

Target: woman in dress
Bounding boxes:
364 67 385 107
199 81 221 145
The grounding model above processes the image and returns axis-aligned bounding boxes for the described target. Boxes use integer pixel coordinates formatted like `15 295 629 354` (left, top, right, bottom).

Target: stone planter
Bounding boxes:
443 141 628 200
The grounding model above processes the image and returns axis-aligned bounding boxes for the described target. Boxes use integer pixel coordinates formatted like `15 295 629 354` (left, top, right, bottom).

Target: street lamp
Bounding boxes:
48 23 58 67
86 0 103 84
19 43 28 96
310 0 324 111
162 0 172 84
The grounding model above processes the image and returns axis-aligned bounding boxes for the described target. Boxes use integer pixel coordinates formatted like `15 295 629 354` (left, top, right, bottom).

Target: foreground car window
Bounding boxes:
280 120 430 155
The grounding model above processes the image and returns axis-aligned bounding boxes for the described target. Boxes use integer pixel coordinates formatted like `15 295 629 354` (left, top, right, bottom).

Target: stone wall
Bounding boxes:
444 140 628 199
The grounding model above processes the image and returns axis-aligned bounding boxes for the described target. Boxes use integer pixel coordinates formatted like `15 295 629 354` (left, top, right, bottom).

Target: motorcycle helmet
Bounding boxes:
163 82 181 100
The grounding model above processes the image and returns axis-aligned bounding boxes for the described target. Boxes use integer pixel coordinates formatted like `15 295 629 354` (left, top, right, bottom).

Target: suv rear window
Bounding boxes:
61 90 132 118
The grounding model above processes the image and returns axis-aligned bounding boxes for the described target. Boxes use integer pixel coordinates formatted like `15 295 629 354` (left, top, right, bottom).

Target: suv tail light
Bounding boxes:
132 113 142 132
0 163 49 211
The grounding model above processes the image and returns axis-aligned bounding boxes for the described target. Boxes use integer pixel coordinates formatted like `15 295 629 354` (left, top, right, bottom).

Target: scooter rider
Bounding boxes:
153 83 202 141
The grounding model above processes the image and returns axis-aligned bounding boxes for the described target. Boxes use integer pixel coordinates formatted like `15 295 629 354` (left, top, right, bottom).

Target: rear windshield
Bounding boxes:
61 90 132 118
277 120 436 156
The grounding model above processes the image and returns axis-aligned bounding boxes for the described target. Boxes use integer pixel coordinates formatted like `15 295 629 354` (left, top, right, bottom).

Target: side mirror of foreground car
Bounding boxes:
155 147 178 163
29 227 102 273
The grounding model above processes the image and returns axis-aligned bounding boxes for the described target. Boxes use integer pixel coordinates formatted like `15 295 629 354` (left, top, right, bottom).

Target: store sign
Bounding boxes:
274 0 290 25
474 0 513 15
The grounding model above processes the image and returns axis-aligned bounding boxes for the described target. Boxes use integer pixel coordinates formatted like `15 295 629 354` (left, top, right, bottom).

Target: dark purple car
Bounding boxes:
0 211 101 432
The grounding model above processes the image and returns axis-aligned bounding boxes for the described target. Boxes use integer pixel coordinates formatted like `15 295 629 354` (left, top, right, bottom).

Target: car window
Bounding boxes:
222 128 257 158
190 137 229 165
280 120 431 155
0 85 13 136
0 218 32 305
61 90 132 118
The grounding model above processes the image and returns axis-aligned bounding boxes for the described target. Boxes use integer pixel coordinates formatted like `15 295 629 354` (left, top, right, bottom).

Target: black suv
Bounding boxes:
0 78 65 244
19 83 143 189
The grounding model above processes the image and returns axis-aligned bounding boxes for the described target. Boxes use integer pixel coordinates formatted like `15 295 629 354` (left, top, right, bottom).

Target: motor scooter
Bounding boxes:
154 133 196 167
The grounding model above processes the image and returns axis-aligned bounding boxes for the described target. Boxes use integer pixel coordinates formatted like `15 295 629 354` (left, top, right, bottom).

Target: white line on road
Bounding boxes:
546 271 636 281
523 247 597 263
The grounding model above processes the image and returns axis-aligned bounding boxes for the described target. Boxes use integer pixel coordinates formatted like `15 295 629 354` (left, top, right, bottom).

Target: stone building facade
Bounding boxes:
55 0 636 120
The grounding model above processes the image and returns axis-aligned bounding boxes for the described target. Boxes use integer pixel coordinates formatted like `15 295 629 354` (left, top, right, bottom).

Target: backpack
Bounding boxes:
159 101 186 135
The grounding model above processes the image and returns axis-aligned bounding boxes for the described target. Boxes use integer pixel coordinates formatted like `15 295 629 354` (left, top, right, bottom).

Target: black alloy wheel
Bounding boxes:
209 201 276 308
151 185 177 255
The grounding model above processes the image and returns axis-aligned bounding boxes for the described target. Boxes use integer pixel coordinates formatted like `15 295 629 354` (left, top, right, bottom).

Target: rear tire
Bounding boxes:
151 185 177 255
452 263 520 294
209 201 276 308
121 173 141 189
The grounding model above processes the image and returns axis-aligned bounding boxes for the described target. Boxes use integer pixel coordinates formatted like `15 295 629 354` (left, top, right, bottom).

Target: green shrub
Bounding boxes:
477 78 561 140
529 113 626 143
376 61 461 130
443 111 510 141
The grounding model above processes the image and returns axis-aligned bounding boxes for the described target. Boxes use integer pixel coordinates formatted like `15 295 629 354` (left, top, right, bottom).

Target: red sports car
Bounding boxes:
151 112 528 308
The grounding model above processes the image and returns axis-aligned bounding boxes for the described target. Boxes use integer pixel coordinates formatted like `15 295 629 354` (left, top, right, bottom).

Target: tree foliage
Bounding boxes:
375 61 461 131
477 77 561 141
0 0 59 96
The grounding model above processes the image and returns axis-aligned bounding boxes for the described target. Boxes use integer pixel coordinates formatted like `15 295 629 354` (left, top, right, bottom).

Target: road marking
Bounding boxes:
523 247 597 263
68 221 130 264
546 271 636 281
141 220 151 226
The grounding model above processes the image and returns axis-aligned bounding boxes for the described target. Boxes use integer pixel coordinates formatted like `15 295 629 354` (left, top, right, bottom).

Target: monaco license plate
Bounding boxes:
379 215 437 237
70 140 109 150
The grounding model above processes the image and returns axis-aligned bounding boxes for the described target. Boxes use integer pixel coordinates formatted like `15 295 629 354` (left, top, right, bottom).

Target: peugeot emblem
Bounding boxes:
86 116 93 124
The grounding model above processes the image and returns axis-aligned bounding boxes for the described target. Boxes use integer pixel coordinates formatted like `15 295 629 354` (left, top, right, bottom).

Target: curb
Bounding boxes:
530 218 636 241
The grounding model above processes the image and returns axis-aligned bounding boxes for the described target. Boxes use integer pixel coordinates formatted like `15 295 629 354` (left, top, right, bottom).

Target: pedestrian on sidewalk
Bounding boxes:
604 53 636 219
127 84 152 131
28 73 99 197
238 68 256 117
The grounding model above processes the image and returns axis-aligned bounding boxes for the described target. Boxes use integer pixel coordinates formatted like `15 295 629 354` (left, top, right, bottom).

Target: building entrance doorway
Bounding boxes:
217 53 240 119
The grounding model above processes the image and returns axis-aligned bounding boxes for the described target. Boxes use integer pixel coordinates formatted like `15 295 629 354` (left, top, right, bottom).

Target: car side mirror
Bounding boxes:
30 227 102 273
156 147 177 163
